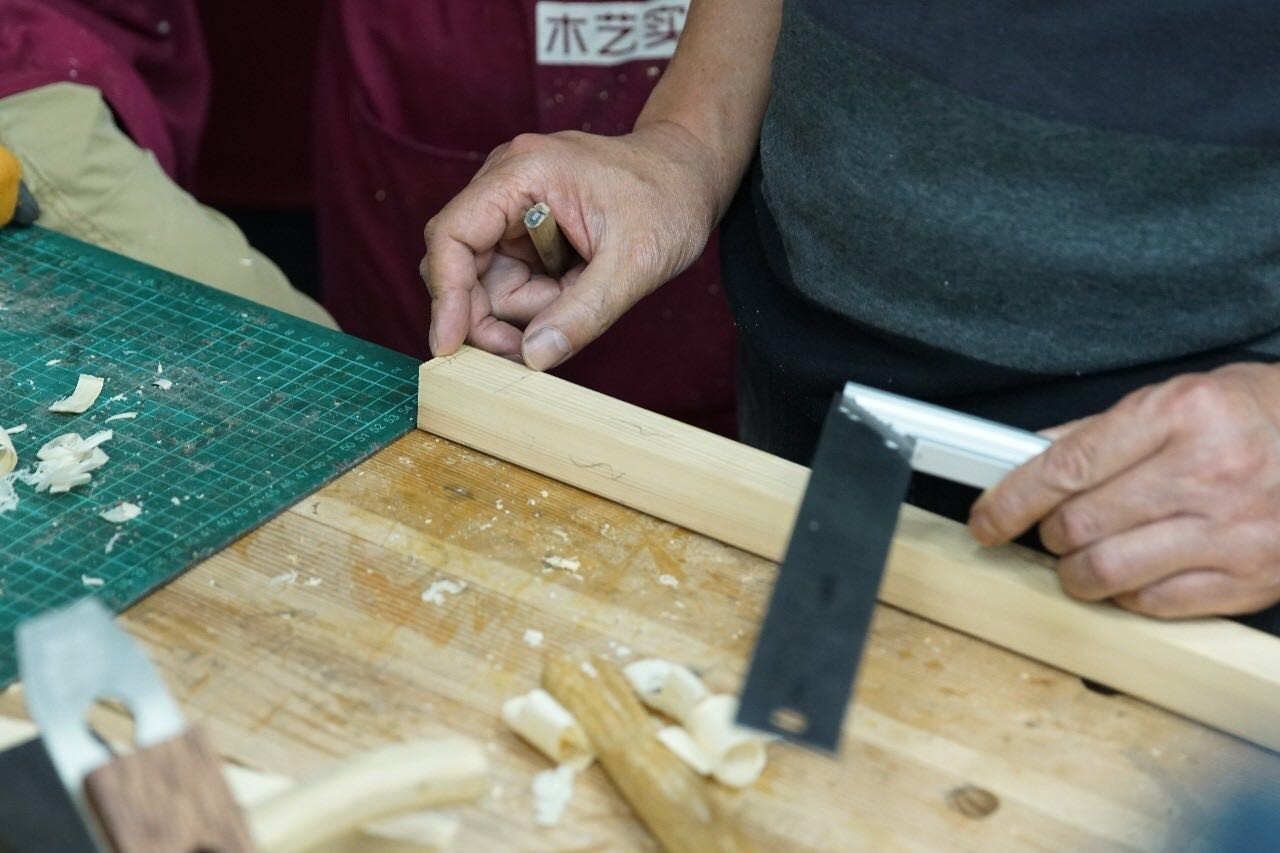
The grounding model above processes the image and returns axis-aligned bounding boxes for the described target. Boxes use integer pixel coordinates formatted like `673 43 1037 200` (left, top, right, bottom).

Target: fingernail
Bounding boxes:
523 327 571 371
428 325 439 357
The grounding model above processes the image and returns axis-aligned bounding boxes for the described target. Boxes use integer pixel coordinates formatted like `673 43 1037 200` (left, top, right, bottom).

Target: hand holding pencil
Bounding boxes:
419 125 720 370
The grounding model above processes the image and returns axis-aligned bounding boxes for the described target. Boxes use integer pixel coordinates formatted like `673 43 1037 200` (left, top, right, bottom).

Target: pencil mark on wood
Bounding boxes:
568 456 625 481
495 372 533 396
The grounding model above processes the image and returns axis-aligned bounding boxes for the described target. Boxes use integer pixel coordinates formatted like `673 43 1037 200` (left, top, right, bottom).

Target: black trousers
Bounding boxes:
720 157 1280 635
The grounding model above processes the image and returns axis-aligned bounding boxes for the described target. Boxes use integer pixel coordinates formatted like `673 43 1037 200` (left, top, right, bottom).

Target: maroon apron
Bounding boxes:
313 1 736 434
0 0 208 184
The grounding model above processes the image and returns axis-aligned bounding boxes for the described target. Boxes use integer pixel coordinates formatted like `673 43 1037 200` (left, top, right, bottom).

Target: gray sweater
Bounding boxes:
758 2 1280 373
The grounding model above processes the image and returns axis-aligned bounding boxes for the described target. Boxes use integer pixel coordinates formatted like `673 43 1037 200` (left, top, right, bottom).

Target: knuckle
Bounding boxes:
1168 375 1234 425
1054 505 1096 551
1040 442 1095 492
1065 545 1127 598
1214 441 1266 483
506 132 546 157
1083 546 1127 591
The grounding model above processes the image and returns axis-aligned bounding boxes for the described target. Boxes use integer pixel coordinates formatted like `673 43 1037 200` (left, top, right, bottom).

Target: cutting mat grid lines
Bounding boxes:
0 227 419 685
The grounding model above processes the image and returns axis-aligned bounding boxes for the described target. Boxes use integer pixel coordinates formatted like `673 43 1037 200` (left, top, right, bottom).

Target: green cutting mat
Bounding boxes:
0 227 419 687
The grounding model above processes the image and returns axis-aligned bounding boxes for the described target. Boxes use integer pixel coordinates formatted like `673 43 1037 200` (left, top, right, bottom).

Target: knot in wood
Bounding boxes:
947 784 1000 819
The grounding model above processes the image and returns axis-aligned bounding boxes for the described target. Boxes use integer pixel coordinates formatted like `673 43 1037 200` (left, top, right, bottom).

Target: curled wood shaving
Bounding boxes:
421 578 467 604
153 378 173 391
49 374 105 414
684 695 769 788
502 689 593 768
656 726 715 776
103 412 138 423
623 659 709 723
29 431 113 493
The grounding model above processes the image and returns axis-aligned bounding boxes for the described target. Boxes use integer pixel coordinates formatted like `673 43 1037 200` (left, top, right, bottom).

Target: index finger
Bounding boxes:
422 174 538 356
968 396 1170 546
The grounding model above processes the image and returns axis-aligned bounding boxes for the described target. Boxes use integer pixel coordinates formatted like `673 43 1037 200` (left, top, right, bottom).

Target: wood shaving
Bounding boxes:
0 426 15 476
49 374 105 414
421 578 467 605
502 689 592 767
26 431 112 493
542 555 580 573
656 725 715 775
623 659 708 723
5 424 27 435
685 694 770 788
152 378 173 391
44 358 62 366
103 412 138 423
104 532 124 554
267 569 298 587
81 575 105 588
531 764 577 827
0 476 18 515
98 502 141 524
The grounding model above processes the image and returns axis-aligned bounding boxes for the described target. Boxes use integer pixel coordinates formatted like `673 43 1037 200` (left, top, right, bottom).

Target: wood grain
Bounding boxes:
6 430 1277 850
418 346 1280 752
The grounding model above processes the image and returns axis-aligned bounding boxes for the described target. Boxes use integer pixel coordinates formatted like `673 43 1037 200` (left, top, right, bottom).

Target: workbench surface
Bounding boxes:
9 431 1277 850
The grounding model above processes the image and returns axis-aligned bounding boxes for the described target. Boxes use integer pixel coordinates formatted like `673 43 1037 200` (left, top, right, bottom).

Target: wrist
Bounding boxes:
628 119 722 230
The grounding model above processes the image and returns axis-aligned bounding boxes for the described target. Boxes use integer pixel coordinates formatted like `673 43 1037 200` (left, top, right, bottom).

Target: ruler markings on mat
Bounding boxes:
0 227 419 686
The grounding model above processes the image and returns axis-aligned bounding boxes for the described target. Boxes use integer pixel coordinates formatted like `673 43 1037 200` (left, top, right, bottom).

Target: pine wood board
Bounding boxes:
417 347 1280 753
4 431 1276 850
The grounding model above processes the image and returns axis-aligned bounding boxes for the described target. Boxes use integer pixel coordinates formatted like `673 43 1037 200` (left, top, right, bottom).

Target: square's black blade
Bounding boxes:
737 393 913 751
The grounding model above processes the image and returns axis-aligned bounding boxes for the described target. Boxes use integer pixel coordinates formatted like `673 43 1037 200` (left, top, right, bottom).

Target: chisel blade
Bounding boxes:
737 393 914 751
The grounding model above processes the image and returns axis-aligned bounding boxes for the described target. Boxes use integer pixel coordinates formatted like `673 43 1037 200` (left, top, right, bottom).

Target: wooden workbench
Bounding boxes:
8 431 1278 850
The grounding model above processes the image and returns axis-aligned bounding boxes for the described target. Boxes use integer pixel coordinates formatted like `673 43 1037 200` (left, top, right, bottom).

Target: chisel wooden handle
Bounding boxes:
544 654 749 853
84 727 256 853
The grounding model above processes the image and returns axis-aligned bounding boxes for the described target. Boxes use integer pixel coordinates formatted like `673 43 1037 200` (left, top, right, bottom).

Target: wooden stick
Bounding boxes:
419 346 1280 752
524 202 575 278
0 716 477 853
543 654 748 853
248 737 488 853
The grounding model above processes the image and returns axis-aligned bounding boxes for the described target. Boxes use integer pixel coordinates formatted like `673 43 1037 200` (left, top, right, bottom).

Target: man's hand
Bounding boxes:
968 363 1280 618
421 123 722 370
421 0 781 370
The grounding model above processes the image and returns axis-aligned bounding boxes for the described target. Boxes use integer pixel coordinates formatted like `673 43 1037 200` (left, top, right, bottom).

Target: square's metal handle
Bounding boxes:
842 382 1051 490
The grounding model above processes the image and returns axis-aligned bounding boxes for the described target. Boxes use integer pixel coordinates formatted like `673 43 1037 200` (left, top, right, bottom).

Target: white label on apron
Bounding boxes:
536 1 687 66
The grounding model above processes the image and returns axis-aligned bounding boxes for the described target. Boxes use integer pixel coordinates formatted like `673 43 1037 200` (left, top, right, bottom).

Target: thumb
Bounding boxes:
520 249 642 371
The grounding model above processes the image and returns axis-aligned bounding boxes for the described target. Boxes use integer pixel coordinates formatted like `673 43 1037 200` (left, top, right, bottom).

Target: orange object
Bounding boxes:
0 145 19 227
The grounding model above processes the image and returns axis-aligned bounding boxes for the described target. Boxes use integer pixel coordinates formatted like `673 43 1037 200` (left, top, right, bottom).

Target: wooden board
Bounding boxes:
4 431 1277 850
418 347 1280 752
